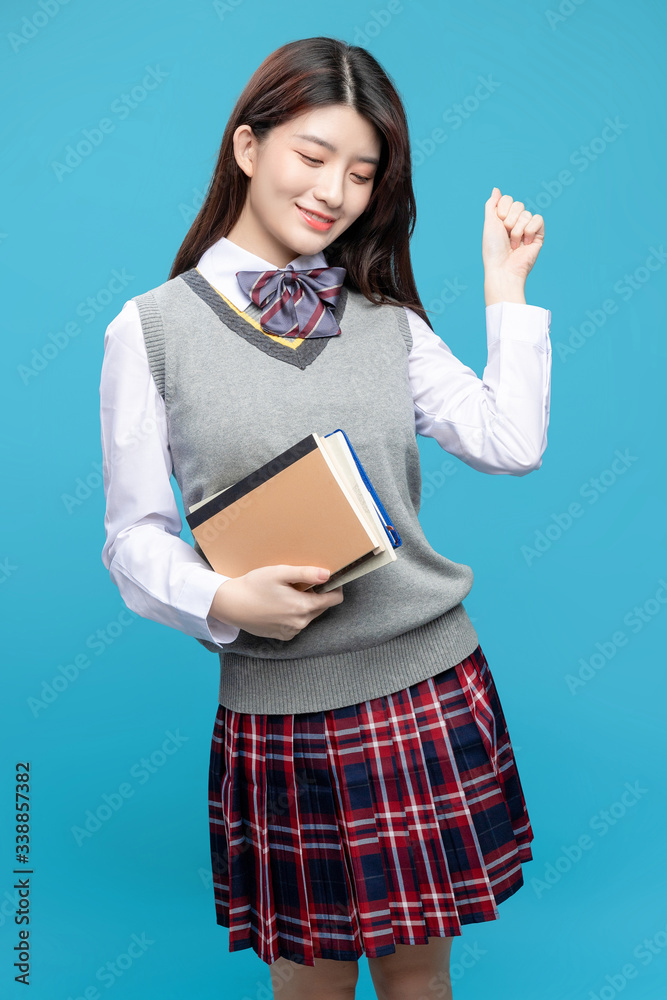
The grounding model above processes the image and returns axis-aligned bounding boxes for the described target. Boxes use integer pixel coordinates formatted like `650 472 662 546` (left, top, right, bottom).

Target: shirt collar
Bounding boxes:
195 236 329 311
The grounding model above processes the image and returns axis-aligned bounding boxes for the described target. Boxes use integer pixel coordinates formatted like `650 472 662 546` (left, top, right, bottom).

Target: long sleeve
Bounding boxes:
405 301 552 475
99 299 241 648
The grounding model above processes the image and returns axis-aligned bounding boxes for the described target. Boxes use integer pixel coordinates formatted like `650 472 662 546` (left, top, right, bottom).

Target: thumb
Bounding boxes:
485 186 502 215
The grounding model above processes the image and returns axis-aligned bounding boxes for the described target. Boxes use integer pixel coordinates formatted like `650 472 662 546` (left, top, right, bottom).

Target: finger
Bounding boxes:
485 186 503 215
281 564 331 585
509 209 533 248
503 200 526 230
494 193 514 221
319 586 343 607
522 214 545 244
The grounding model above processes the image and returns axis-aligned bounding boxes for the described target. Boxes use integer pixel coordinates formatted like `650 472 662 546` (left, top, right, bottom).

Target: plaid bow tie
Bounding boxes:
235 264 346 339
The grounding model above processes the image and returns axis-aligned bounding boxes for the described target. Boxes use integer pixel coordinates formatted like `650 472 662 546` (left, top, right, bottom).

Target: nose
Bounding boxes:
311 166 345 211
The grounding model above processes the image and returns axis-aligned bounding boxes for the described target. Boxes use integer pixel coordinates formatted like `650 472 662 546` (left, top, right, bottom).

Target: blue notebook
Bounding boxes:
324 428 402 549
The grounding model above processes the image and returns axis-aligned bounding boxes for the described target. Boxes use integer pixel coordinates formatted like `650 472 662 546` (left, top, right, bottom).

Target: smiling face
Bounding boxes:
227 103 382 268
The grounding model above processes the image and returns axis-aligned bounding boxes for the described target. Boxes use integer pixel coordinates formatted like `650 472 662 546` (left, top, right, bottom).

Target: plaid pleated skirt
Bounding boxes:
207 644 534 967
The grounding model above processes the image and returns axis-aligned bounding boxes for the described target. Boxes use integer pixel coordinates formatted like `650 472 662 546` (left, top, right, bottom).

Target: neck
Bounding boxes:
225 210 326 269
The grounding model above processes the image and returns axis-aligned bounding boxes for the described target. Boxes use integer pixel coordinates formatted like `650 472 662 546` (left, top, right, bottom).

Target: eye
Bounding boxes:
298 152 373 183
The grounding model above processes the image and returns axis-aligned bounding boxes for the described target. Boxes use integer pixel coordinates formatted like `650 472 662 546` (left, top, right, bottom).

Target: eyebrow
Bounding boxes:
294 132 380 166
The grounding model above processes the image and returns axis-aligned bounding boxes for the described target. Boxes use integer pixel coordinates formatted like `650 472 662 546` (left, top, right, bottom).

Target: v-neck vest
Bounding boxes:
131 268 479 713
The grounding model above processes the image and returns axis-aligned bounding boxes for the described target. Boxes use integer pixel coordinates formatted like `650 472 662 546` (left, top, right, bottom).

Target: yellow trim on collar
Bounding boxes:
195 269 305 351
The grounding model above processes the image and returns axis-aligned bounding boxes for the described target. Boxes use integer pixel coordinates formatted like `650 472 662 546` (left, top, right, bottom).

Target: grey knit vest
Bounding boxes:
131 267 479 713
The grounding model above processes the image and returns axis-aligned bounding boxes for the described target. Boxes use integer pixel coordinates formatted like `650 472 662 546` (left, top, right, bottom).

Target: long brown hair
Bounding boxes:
168 36 434 329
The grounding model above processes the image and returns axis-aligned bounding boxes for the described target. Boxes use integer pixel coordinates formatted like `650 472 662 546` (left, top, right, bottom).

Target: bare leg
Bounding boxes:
269 954 359 1000
367 936 454 1000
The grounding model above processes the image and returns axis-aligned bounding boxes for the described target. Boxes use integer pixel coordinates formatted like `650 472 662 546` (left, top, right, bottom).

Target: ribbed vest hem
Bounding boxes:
217 602 479 714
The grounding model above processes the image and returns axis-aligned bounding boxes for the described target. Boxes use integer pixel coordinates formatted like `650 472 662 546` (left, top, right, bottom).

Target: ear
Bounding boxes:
232 124 256 179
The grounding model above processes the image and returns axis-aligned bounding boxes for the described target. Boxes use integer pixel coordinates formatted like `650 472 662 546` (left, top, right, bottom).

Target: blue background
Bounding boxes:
2 0 666 997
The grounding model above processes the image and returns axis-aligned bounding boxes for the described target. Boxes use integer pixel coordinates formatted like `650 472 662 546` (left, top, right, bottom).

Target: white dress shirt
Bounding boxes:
99 236 552 650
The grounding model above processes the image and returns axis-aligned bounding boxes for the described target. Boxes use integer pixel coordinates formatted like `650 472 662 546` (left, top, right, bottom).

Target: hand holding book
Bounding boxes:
207 563 344 642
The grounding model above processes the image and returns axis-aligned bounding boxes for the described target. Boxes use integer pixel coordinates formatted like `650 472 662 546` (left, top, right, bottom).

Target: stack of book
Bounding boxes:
185 428 402 592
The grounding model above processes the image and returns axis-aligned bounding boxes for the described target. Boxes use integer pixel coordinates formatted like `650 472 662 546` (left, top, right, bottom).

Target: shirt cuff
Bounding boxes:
177 565 240 647
486 301 552 347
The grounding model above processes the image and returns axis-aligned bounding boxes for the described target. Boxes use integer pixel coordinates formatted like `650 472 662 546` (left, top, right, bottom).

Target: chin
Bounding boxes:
284 232 328 258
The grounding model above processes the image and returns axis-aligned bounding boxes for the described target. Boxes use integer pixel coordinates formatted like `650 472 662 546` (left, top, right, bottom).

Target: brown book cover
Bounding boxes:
185 431 399 592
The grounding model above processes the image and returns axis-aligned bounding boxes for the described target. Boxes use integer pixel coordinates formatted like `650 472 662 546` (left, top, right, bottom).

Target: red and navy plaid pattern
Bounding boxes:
207 644 534 967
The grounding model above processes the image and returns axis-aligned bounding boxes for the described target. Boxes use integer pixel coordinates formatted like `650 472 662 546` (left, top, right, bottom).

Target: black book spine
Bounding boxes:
185 433 319 531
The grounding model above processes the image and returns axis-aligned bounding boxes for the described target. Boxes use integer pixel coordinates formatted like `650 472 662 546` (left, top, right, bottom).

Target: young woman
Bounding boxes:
100 36 550 1000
